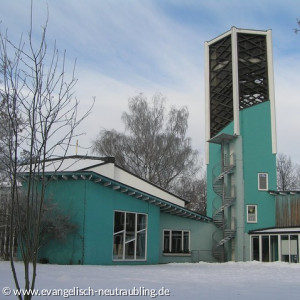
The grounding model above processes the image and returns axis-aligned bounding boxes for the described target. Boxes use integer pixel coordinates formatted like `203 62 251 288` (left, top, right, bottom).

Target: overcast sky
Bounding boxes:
1 0 300 164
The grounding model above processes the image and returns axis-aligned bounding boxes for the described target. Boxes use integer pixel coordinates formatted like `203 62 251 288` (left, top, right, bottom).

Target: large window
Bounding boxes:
258 173 268 191
163 230 190 254
247 205 257 223
113 211 147 261
251 234 299 263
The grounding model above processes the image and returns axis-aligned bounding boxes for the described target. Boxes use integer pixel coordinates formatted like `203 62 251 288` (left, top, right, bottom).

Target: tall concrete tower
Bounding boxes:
205 27 277 262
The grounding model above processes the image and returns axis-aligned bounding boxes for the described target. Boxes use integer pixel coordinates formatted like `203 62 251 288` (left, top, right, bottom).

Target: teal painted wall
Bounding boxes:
206 101 277 261
207 101 276 230
240 101 276 232
39 179 161 265
159 213 215 263
39 180 86 264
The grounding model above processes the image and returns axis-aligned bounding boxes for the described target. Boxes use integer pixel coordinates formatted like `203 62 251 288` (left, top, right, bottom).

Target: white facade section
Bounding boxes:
27 156 186 207
231 27 240 136
26 157 107 173
88 164 185 207
90 163 115 179
204 41 210 165
266 29 277 154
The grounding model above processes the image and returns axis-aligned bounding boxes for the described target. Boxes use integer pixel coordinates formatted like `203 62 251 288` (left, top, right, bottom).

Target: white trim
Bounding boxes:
205 27 268 46
231 27 240 136
247 205 257 223
163 253 192 257
266 29 277 154
235 28 268 36
288 235 291 263
259 235 262 261
204 41 210 164
251 227 300 234
298 236 300 263
278 235 282 262
205 28 232 46
258 173 268 191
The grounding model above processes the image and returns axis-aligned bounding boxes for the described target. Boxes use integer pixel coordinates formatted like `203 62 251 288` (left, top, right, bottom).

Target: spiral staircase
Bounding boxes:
212 154 236 262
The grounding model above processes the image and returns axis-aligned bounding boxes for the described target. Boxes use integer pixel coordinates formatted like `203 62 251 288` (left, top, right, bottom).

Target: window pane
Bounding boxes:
252 236 259 261
114 211 124 233
125 213 135 243
172 231 182 253
262 236 269 262
137 214 146 231
126 213 135 232
183 232 189 253
113 233 124 259
136 231 146 259
125 240 135 259
247 205 257 223
259 173 268 190
163 231 170 253
270 235 278 262
290 235 298 263
281 235 289 262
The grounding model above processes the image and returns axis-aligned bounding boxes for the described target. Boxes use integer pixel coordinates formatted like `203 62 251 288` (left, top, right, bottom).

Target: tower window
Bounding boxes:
258 173 268 191
247 205 257 223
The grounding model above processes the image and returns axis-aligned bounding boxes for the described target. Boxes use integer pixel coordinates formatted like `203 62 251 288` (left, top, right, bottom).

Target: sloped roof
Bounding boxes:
27 155 113 173
20 155 211 223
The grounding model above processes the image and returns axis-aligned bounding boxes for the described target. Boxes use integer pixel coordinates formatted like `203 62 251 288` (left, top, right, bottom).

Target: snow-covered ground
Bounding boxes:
1 261 300 299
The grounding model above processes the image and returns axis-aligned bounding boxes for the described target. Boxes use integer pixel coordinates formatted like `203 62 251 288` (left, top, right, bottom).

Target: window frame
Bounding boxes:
113 210 147 261
258 172 268 191
247 205 258 223
163 229 191 254
250 234 300 263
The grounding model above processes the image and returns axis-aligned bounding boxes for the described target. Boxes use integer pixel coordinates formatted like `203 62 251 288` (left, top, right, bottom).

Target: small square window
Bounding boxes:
258 173 268 191
247 205 257 223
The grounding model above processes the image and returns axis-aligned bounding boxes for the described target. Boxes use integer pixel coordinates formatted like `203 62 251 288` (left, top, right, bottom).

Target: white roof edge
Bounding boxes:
206 27 269 46
250 227 300 234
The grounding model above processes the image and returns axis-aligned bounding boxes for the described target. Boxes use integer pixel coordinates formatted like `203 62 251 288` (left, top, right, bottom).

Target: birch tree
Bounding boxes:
92 93 204 211
277 153 300 191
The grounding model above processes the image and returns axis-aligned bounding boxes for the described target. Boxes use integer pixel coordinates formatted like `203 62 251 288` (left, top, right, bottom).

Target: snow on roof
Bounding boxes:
22 156 112 173
250 227 300 234
20 155 190 209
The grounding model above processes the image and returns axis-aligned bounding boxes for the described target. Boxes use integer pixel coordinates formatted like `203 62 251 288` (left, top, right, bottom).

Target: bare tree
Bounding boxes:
174 174 207 215
92 93 203 203
294 18 300 34
0 3 91 299
277 153 300 190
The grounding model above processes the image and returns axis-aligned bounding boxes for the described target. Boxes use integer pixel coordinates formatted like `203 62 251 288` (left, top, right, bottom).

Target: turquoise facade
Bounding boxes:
240 101 277 232
40 179 160 264
207 101 277 261
159 212 215 263
38 175 215 265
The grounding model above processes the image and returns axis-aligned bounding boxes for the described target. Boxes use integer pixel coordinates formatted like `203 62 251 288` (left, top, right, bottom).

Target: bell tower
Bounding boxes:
205 27 277 262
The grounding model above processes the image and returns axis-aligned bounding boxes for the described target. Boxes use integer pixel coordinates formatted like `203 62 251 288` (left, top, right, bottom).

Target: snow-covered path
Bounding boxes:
1 261 300 299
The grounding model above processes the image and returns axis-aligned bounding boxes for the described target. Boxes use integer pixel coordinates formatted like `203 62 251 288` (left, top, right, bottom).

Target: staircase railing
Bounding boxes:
211 153 236 262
